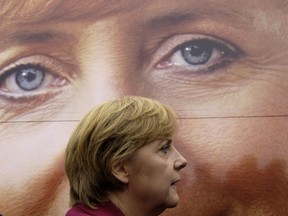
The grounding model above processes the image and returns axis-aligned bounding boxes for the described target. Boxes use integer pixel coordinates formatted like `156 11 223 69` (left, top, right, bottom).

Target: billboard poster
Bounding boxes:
1 0 288 215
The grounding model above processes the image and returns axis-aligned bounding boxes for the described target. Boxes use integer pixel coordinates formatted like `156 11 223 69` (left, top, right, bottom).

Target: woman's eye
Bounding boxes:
155 36 243 74
0 56 70 100
160 143 171 154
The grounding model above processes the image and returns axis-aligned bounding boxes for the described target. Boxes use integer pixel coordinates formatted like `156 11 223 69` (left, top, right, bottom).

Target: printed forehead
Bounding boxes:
0 0 146 23
1 0 287 25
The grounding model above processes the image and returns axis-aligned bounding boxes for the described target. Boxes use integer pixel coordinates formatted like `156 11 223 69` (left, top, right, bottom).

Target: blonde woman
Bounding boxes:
65 96 187 216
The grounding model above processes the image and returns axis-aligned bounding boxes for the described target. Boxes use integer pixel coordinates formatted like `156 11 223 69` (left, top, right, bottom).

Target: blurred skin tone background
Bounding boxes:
0 0 288 215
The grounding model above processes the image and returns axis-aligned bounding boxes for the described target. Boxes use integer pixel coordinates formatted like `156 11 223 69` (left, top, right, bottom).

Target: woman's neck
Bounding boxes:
108 191 165 216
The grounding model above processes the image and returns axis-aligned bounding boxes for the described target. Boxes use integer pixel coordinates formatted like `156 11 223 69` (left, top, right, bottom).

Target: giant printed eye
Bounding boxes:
0 55 71 103
155 35 243 74
0 55 74 119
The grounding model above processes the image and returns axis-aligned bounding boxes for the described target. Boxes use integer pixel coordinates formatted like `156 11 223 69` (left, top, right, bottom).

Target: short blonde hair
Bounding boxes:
65 96 177 208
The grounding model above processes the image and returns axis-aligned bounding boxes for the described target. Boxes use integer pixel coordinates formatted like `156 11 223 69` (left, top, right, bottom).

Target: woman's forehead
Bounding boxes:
1 0 286 24
0 0 146 23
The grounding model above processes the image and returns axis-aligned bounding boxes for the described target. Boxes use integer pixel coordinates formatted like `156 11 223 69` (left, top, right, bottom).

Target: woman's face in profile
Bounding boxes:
123 139 187 212
0 0 288 215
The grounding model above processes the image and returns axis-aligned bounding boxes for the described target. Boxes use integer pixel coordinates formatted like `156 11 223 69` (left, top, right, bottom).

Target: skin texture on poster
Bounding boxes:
0 0 288 215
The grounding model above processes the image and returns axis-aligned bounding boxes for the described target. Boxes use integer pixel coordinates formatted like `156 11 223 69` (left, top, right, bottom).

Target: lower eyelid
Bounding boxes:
0 80 74 122
0 89 68 122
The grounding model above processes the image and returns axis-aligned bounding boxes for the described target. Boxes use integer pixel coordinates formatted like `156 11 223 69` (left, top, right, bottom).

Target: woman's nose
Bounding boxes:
174 151 187 171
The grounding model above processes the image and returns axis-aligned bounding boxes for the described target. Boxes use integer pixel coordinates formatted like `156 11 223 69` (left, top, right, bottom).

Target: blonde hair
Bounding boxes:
65 96 177 208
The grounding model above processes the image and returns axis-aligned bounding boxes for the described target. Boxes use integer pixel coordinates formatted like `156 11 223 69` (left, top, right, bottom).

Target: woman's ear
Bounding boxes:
111 162 129 184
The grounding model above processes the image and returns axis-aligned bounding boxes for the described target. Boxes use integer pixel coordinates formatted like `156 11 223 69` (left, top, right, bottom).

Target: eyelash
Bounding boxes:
0 55 71 101
154 34 243 75
160 143 171 154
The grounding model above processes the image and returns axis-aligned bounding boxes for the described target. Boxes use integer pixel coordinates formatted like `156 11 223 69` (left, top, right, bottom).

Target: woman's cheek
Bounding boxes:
178 117 288 174
167 116 288 215
0 148 66 216
0 121 75 215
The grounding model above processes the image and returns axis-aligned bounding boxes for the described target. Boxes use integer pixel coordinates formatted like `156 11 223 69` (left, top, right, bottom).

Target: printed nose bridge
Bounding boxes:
77 49 142 100
76 62 145 110
77 71 128 105
73 18 146 103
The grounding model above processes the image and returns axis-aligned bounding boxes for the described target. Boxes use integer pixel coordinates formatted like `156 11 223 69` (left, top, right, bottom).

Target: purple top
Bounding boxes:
65 202 125 216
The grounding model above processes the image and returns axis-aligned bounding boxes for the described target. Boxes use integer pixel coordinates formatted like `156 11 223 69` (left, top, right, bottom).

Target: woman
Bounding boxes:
65 96 187 216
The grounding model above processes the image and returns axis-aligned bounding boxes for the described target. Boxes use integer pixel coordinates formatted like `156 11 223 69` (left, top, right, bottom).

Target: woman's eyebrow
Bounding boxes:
8 31 71 45
148 12 195 29
147 7 245 29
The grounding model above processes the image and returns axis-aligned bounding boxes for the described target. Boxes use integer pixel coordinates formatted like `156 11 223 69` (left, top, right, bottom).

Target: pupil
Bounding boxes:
189 45 203 56
25 71 37 82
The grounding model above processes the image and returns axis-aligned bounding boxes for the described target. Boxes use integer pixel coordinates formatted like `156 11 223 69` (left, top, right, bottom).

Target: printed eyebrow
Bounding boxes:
148 12 197 29
13 32 57 43
147 7 244 29
7 31 71 46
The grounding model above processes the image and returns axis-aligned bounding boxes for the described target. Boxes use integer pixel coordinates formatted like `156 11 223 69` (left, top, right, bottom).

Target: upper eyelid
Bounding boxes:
161 140 172 148
0 37 79 79
0 55 77 82
174 39 240 58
